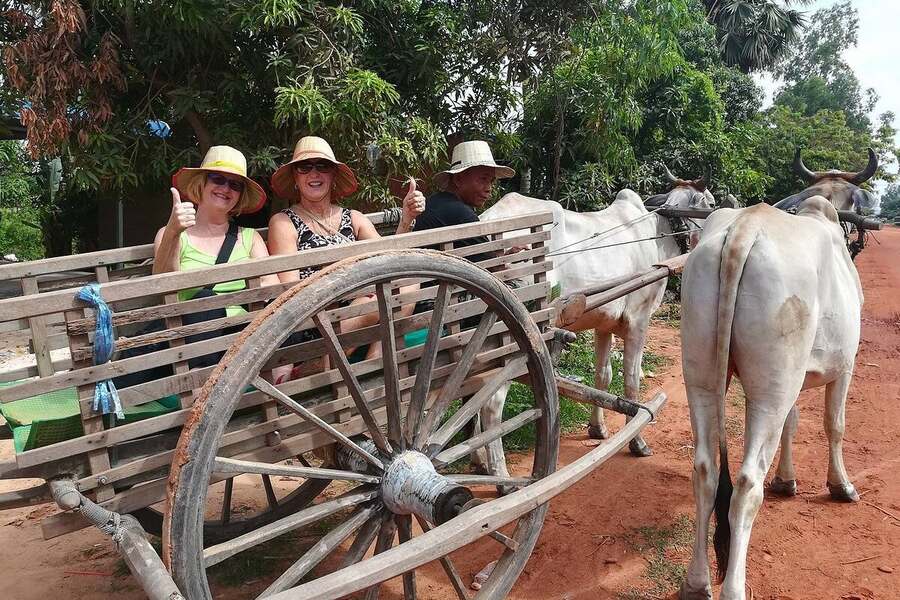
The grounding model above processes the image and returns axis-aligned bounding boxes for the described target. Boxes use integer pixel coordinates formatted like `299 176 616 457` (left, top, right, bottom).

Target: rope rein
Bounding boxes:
548 205 668 255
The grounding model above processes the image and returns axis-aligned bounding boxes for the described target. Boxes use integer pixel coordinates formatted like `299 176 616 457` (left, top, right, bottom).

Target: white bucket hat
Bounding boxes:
433 140 515 190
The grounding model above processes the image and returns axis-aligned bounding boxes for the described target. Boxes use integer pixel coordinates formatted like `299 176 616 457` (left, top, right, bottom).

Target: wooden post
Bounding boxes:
250 275 281 447
21 277 54 377
164 292 194 410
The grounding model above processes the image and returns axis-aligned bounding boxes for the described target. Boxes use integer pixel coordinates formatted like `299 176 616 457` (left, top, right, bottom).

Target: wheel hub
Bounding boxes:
381 451 473 525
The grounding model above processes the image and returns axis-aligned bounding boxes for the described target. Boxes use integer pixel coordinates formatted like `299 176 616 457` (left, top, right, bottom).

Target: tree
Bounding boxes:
773 1 877 133
703 0 808 73
880 184 900 221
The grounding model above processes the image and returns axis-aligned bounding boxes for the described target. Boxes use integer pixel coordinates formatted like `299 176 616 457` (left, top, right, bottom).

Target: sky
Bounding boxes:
757 0 900 186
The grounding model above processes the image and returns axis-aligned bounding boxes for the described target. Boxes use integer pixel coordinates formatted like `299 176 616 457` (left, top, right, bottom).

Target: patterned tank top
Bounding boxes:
282 207 356 280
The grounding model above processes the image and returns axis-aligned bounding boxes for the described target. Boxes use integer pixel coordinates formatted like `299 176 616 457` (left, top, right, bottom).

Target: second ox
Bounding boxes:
475 171 714 481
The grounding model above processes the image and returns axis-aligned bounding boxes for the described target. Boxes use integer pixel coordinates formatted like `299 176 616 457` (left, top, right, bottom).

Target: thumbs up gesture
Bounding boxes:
167 187 196 233
401 177 425 224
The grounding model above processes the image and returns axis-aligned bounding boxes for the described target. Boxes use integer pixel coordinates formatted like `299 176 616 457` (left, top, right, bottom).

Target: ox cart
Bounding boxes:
0 208 680 600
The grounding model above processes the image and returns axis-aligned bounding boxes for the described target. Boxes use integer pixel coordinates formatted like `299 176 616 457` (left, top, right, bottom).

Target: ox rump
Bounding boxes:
679 197 863 600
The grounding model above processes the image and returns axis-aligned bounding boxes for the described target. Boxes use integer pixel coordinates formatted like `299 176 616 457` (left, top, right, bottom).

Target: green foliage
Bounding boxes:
619 514 694 599
0 206 43 260
881 184 900 221
500 331 668 451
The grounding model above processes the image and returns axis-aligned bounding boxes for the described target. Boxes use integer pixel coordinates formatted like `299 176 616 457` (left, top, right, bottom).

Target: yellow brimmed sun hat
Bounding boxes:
270 136 358 200
171 145 267 214
433 140 515 190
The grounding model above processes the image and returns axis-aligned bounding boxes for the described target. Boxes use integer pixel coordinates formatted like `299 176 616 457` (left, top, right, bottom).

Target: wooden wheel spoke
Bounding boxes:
341 509 389 569
375 283 403 450
363 515 399 600
221 477 234 525
397 514 417 600
414 311 498 448
405 282 451 444
213 456 380 484
262 474 278 509
433 408 542 469
413 515 470 600
425 356 527 456
203 489 378 568
252 376 384 471
312 313 394 456
257 503 379 598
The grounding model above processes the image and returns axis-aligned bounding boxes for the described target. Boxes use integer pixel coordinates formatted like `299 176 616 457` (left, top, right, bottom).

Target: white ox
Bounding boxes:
679 197 862 600
478 185 711 471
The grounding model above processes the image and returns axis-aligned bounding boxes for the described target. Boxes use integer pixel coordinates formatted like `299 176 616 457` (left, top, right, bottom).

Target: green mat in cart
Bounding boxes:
0 381 179 453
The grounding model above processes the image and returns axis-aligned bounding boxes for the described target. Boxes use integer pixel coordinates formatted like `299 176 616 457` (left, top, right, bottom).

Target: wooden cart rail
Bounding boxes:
0 212 555 543
0 210 402 286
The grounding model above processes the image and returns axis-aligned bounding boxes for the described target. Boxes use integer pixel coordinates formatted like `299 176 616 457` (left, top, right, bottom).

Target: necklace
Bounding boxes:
294 204 352 243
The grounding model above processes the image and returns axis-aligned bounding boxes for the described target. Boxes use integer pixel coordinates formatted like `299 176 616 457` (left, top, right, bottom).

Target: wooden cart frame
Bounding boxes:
0 208 677 600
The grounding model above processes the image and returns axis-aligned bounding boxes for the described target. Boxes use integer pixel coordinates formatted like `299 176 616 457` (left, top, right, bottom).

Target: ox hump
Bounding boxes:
796 195 840 224
612 188 646 211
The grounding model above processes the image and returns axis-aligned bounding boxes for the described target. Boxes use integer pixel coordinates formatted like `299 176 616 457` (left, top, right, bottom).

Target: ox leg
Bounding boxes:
623 327 652 457
721 402 792 600
824 374 859 502
769 405 799 497
480 382 514 495
680 386 720 600
588 330 613 440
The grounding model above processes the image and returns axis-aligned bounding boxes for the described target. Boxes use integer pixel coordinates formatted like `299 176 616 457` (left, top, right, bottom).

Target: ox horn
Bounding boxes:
845 148 878 185
662 164 680 185
792 147 816 183
691 177 707 192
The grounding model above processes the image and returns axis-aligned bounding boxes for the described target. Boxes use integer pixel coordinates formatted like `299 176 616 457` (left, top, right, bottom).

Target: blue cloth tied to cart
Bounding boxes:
76 284 124 419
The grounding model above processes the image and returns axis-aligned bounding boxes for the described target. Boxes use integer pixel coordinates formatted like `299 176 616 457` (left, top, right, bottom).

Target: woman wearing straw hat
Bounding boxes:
267 135 424 282
266 136 424 371
153 145 278 309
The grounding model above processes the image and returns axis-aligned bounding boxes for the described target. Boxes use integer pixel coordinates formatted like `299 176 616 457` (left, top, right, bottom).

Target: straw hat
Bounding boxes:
171 145 267 214
433 140 515 190
270 136 358 200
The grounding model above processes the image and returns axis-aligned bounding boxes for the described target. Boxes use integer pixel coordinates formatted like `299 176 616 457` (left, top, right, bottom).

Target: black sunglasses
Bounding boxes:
207 172 245 192
295 160 336 174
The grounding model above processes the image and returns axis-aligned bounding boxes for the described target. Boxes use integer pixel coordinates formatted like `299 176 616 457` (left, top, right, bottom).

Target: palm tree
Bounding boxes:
704 0 809 73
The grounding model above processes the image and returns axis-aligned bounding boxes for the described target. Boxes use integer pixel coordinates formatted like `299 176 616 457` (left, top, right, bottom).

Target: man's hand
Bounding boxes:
167 187 196 233
400 177 425 225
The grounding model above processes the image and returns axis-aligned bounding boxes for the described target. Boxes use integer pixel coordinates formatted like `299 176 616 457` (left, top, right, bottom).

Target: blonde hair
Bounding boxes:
183 171 255 216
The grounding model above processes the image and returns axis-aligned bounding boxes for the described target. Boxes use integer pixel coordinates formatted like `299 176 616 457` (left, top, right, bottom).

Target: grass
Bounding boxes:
501 331 669 451
618 514 694 599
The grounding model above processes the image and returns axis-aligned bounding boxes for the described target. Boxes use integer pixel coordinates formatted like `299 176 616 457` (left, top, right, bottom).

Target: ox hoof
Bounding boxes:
828 481 860 503
769 476 798 497
678 582 712 600
629 437 653 457
588 424 610 440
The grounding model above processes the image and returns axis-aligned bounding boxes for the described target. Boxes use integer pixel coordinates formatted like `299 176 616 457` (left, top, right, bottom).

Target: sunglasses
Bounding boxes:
206 172 245 192
295 160 336 174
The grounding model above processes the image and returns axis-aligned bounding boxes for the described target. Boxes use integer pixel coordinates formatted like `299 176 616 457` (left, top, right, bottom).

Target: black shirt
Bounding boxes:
413 192 490 263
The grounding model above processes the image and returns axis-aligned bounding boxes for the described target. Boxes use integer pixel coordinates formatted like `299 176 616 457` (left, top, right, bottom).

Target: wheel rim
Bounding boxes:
165 250 559 599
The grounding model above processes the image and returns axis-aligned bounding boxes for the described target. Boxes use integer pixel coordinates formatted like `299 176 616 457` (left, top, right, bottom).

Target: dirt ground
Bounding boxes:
1 227 898 600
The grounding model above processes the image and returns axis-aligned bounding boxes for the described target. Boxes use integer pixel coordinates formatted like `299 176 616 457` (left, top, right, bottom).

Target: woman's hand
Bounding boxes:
167 187 196 233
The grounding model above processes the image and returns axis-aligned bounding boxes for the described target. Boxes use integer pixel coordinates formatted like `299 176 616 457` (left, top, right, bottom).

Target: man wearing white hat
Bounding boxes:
413 140 514 259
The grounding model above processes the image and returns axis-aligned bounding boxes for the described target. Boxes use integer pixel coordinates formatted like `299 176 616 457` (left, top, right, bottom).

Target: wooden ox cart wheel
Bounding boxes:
164 250 559 599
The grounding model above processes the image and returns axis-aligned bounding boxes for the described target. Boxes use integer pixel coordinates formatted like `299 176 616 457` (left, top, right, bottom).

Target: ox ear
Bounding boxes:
851 188 876 214
645 193 668 207
774 189 816 212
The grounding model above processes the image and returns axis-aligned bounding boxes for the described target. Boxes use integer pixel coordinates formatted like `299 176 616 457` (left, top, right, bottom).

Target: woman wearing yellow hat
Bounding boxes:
153 145 278 311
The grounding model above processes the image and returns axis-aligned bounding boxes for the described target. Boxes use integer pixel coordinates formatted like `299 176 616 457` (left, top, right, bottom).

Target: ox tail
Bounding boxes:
711 214 761 582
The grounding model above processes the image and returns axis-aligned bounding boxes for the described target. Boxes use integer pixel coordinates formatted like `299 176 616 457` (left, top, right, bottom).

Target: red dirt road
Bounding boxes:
0 228 897 599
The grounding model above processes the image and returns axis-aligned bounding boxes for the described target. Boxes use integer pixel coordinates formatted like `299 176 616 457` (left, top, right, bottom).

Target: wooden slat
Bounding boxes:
0 210 402 282
0 212 554 321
